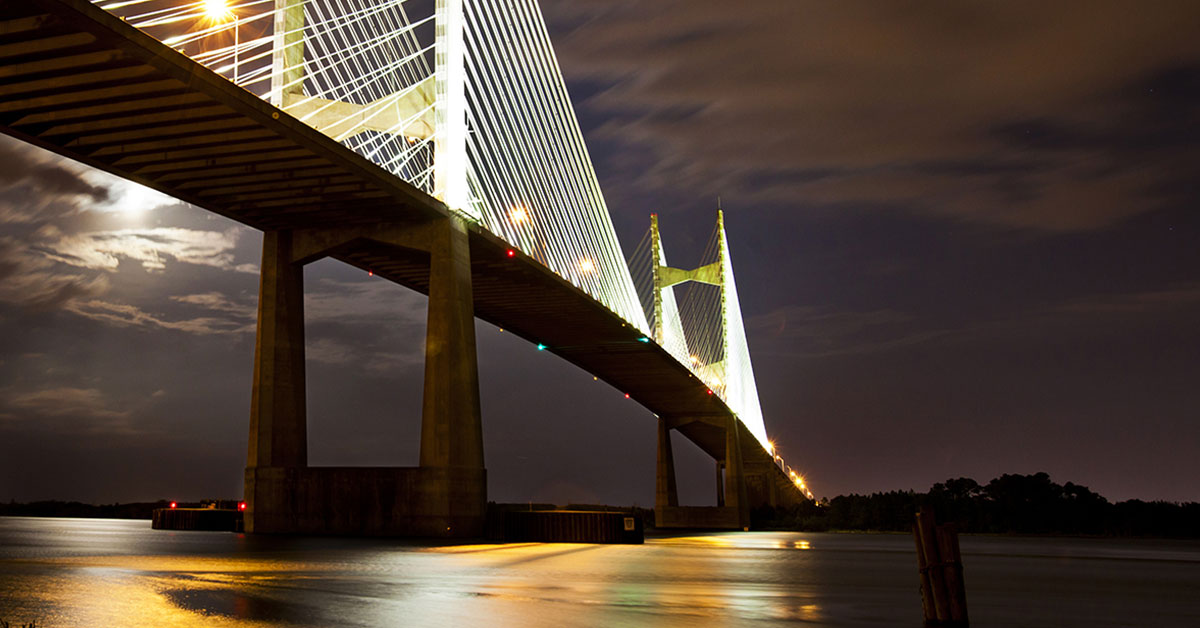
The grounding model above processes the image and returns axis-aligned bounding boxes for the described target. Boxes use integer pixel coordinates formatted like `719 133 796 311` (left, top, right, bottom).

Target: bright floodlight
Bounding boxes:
204 0 232 20
579 258 595 273
510 204 529 224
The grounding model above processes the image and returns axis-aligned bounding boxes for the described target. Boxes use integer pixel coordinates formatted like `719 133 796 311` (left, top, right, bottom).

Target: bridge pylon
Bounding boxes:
244 217 486 538
242 0 484 538
650 211 751 530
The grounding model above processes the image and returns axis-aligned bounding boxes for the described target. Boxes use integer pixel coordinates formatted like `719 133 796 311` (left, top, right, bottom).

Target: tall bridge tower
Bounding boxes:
649 210 805 529
244 0 484 536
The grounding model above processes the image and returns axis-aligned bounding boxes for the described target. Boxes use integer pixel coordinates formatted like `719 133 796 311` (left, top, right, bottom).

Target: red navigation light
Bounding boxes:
624 393 631 399
707 389 713 395
368 269 373 276
238 501 247 511
507 249 516 258
169 501 177 509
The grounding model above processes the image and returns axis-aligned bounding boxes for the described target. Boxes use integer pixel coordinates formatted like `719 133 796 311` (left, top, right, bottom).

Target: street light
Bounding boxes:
203 0 239 84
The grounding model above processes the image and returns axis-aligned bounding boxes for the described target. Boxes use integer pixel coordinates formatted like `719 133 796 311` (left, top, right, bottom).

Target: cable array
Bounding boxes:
101 0 437 192
95 1 789 472
99 0 648 331
629 230 691 368
630 218 770 450
718 224 768 449
461 0 646 329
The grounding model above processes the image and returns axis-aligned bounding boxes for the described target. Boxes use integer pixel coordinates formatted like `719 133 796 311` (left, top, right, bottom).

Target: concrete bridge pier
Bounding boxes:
655 415 751 530
244 217 486 537
416 217 487 535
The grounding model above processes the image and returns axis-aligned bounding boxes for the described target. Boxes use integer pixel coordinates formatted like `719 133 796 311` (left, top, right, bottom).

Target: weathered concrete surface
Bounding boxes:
244 217 486 538
656 415 751 530
745 460 806 510
419 217 484 471
499 510 644 544
247 230 307 469
655 418 679 527
657 506 744 530
723 414 751 530
244 466 485 537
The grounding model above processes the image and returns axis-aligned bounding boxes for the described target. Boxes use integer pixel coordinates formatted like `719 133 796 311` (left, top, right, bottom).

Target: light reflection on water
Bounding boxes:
1 517 1198 627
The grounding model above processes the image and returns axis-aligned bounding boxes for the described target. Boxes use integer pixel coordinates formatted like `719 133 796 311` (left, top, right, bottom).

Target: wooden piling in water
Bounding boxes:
913 506 968 627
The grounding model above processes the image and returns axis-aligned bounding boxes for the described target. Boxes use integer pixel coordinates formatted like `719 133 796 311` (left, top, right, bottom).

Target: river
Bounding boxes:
0 517 1196 627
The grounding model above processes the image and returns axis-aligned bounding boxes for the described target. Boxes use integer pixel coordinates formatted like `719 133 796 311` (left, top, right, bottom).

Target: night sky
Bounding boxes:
1 0 1198 507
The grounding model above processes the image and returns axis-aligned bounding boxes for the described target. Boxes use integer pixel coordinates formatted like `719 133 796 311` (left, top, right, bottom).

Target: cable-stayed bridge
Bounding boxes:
0 0 809 535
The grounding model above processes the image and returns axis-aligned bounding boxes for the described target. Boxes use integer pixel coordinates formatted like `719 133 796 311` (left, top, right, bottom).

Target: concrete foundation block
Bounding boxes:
656 505 745 530
245 466 486 537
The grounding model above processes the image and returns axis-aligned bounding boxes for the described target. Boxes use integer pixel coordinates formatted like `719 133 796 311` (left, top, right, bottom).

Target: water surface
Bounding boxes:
0 517 1196 627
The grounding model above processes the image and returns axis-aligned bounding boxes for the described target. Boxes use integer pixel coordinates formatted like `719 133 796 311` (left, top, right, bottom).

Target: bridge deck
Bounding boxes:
0 0 786 475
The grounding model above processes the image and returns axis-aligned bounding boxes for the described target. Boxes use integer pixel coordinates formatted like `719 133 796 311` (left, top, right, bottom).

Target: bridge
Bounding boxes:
0 0 810 536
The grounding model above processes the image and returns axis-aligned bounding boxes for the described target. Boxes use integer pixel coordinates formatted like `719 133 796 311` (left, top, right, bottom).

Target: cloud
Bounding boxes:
546 0 1200 231
303 278 428 372
0 138 257 321
0 136 110 224
751 282 1200 359
306 336 423 372
39 227 253 273
0 382 195 442
0 386 151 438
0 223 253 314
1049 283 1200 315
749 305 946 358
170 291 256 318
81 170 177 216
6 387 129 421
0 237 111 310
304 278 428 323
64 299 252 335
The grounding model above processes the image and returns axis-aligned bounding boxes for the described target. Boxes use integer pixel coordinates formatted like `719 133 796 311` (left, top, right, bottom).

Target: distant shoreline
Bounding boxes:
7 472 1198 539
752 472 1200 539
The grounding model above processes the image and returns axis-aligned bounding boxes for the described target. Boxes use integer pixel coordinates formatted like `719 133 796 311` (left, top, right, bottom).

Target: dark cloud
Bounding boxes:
0 237 110 311
0 138 110 207
548 0 1200 232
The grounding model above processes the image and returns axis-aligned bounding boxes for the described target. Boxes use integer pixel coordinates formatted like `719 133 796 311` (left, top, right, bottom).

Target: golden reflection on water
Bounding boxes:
2 526 827 627
8 564 279 628
651 532 814 551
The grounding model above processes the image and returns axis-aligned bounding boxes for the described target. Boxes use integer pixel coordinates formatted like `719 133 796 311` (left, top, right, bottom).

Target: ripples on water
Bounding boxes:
0 517 1197 627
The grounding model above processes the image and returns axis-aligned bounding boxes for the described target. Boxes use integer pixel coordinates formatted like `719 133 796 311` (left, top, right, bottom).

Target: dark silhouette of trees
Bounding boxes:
753 472 1199 537
0 500 169 519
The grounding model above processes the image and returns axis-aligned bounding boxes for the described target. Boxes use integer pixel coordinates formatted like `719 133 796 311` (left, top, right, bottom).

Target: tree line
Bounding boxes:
1 500 168 519
755 472 1200 537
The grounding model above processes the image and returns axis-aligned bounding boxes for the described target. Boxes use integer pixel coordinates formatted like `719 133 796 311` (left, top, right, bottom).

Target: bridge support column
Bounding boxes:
244 230 307 533
246 230 307 469
715 461 726 507
244 218 486 537
654 418 679 527
724 415 751 530
418 216 486 536
654 415 750 530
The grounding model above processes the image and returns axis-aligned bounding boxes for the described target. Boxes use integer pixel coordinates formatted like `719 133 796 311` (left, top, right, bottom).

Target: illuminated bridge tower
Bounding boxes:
244 0 484 537
650 210 802 529
650 210 751 529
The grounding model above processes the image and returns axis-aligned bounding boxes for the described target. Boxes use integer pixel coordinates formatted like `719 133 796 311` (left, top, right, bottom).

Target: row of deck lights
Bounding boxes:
769 441 815 500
